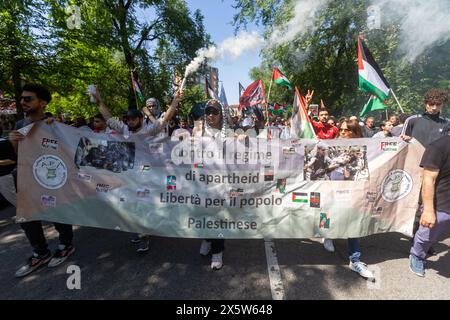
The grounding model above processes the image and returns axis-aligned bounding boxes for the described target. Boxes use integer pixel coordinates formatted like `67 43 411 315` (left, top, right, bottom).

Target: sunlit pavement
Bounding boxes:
1 204 450 300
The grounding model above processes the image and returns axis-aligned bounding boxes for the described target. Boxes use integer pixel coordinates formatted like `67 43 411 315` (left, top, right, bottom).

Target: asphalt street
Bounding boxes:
1 204 450 300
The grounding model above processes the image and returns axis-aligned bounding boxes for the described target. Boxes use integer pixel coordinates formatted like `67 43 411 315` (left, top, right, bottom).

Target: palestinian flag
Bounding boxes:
292 192 308 203
272 67 293 90
360 95 387 117
268 103 286 116
131 72 145 103
290 87 316 139
239 82 245 98
239 80 266 121
358 35 390 101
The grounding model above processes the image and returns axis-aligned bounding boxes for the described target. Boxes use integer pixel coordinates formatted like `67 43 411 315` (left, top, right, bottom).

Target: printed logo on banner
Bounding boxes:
33 155 68 189
136 188 151 200
276 179 287 194
310 192 321 208
282 147 296 155
366 192 377 202
149 143 163 153
264 166 274 181
41 195 56 207
380 141 398 152
319 212 331 229
381 169 413 202
229 188 244 197
41 138 58 150
292 192 308 204
77 172 92 182
371 206 383 216
166 175 176 190
335 190 351 202
96 183 111 193
193 163 204 169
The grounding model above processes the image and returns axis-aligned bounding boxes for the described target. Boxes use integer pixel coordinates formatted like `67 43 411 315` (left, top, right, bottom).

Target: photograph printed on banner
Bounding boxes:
74 137 135 173
304 144 369 181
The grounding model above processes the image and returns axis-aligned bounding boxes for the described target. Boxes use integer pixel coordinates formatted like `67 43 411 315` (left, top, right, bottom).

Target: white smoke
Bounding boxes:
183 31 264 79
268 0 330 47
372 0 450 62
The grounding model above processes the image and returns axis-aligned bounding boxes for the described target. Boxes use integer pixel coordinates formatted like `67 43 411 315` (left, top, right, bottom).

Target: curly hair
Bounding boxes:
423 88 448 105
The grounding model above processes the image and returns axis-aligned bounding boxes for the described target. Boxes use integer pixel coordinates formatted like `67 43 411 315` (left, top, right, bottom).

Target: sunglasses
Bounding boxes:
205 109 220 115
20 96 35 102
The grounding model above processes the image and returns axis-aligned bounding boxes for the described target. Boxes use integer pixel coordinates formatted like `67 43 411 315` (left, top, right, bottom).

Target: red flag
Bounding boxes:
239 79 266 109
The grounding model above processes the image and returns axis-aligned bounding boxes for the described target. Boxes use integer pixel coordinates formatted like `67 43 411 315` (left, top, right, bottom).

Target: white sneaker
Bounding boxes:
211 252 223 270
349 261 375 280
199 240 211 256
323 238 335 252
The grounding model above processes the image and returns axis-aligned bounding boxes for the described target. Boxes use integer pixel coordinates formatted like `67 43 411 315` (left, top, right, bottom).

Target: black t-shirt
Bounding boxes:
0 138 16 176
420 135 450 214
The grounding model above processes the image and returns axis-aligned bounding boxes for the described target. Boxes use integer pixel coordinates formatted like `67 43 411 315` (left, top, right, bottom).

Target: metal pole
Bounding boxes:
390 88 405 113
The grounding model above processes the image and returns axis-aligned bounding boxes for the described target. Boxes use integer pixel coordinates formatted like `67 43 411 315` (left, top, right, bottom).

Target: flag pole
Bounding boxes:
390 88 405 113
266 78 273 121
131 70 140 109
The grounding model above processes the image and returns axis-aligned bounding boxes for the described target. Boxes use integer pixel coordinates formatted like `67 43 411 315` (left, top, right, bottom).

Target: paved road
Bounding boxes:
1 204 450 300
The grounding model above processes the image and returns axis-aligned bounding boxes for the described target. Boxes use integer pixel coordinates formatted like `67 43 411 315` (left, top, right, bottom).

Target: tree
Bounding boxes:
1 0 211 120
0 0 53 119
232 0 450 119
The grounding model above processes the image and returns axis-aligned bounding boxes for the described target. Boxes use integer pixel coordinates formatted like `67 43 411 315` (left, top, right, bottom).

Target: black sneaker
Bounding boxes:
15 250 52 278
136 239 150 253
48 244 75 268
130 234 141 244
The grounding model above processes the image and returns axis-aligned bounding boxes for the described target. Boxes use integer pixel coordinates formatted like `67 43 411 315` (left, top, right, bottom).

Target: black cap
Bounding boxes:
205 100 221 113
126 109 143 118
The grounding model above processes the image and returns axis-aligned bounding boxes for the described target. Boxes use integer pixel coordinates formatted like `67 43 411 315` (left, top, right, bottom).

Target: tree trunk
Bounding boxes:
117 1 137 110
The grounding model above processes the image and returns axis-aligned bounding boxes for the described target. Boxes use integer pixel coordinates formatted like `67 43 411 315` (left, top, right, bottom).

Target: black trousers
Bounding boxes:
205 239 225 254
20 221 73 255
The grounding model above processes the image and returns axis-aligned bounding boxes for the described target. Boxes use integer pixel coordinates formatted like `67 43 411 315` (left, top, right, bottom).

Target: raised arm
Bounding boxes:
93 87 113 121
160 89 183 126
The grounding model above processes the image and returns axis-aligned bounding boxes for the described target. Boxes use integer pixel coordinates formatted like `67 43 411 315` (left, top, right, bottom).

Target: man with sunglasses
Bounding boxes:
8 84 75 277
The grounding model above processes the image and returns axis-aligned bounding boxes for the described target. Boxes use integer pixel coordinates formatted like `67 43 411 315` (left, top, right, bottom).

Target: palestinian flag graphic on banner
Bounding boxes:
292 192 309 203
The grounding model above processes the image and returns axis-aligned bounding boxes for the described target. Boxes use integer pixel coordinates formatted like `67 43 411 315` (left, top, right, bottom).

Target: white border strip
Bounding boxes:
264 239 285 300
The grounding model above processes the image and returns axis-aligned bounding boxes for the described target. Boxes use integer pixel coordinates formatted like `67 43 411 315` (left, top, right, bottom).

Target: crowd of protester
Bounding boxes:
1 83 449 280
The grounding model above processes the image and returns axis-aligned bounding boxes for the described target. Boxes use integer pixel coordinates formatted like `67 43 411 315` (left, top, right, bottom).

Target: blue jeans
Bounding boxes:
348 238 361 263
411 210 450 259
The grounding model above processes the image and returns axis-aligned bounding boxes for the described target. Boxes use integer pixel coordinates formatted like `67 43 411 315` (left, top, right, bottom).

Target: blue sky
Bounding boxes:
185 0 263 104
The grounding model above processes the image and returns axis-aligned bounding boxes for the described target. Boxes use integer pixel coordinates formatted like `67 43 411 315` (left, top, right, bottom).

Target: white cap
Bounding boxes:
241 117 254 127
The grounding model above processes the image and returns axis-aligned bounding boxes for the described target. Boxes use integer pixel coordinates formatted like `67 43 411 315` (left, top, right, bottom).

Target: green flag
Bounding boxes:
360 95 386 117
272 67 294 90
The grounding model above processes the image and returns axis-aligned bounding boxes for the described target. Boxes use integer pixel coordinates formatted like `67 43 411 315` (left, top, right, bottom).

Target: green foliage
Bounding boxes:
0 0 210 119
233 0 450 120
178 85 206 118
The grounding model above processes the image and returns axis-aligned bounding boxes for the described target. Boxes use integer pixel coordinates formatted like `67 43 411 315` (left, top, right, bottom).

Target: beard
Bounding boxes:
128 123 141 132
